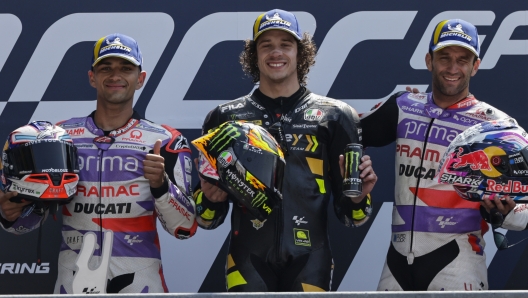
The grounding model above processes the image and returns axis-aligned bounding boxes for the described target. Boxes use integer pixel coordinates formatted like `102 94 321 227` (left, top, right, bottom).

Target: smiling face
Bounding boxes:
426 46 480 108
88 57 146 107
256 30 299 89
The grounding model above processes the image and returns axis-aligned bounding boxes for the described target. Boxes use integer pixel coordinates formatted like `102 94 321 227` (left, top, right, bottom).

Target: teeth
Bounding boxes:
269 63 284 67
444 77 458 81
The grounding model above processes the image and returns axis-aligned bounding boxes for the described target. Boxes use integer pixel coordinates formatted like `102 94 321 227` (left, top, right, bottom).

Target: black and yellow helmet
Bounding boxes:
192 121 285 220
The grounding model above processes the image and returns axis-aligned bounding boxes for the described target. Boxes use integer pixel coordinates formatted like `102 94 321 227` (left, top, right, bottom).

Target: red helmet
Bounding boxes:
1 121 79 205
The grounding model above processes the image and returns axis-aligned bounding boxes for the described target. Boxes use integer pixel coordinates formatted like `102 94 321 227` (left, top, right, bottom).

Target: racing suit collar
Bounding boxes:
425 93 478 119
253 87 309 116
87 110 143 136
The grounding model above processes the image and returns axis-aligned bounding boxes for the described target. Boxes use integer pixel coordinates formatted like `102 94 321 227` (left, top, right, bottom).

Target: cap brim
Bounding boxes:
254 27 301 41
92 54 141 67
432 41 479 58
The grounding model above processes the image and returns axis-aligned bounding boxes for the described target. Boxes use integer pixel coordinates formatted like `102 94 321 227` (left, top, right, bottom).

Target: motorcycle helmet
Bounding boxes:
192 121 285 221
438 118 528 202
2 121 79 206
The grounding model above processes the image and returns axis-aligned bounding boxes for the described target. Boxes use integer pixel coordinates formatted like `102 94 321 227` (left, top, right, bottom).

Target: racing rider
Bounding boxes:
361 19 515 291
0 33 197 293
193 9 377 292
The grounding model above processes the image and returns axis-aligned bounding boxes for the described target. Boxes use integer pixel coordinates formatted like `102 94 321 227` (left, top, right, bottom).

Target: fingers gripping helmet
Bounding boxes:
1 121 79 206
192 121 285 221
438 118 528 202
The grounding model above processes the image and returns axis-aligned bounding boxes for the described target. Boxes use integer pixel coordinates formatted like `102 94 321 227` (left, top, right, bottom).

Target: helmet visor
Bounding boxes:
233 142 285 196
4 141 79 176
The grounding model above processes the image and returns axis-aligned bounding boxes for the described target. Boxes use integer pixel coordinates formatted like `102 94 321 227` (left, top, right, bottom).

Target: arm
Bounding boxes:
0 190 47 235
192 107 230 230
144 130 198 240
331 103 375 227
360 92 402 147
481 196 526 231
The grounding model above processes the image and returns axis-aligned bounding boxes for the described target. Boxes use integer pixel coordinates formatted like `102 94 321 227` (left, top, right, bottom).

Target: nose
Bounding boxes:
445 59 458 73
269 46 283 57
107 68 122 80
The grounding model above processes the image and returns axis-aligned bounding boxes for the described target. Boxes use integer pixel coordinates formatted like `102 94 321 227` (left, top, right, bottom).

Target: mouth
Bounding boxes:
105 84 126 89
443 75 460 82
268 62 286 68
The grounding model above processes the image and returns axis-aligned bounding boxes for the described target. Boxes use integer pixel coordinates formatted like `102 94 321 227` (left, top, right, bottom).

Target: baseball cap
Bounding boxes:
253 9 302 41
429 19 480 58
92 33 143 68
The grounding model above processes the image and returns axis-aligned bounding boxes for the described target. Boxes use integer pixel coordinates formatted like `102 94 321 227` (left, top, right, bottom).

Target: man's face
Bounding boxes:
426 46 480 102
256 30 298 86
88 57 145 106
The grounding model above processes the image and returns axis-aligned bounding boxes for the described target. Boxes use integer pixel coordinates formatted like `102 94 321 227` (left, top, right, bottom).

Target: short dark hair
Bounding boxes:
239 32 317 85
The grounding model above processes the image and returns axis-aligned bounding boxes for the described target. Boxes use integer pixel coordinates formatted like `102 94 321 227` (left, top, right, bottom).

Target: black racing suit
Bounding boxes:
193 87 371 292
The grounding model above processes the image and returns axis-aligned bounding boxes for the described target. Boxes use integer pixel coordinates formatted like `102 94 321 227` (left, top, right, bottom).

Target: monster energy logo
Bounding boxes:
251 192 267 207
209 125 240 151
346 149 361 173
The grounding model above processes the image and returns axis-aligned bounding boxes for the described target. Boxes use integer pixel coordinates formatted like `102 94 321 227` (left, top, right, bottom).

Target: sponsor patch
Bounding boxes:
304 109 324 121
293 228 311 246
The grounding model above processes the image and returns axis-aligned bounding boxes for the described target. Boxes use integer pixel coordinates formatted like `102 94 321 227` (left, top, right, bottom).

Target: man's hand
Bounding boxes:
339 154 377 203
406 86 420 93
194 158 227 203
481 194 516 216
143 139 165 189
0 190 28 222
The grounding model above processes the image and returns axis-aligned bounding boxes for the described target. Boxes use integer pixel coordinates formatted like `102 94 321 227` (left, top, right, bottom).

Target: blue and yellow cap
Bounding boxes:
429 19 480 58
253 9 302 41
92 33 143 68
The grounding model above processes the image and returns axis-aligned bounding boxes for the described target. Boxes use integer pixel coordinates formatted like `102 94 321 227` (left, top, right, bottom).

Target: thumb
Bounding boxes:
153 139 162 155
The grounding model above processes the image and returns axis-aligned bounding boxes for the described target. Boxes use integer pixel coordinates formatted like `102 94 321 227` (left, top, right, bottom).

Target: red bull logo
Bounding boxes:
452 147 491 171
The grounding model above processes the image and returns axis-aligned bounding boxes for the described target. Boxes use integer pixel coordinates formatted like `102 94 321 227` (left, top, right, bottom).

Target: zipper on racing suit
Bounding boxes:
97 148 104 262
407 118 435 265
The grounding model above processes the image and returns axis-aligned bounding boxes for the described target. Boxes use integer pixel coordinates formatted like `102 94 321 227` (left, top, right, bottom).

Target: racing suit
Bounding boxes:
0 111 197 293
193 87 371 292
361 92 508 291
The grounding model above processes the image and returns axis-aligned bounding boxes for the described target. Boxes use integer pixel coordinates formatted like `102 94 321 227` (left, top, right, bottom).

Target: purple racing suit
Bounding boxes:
361 92 510 291
0 111 197 293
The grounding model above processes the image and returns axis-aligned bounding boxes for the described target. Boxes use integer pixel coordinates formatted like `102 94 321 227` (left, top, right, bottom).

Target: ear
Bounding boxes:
136 71 147 90
471 58 480 77
425 53 433 72
88 70 96 88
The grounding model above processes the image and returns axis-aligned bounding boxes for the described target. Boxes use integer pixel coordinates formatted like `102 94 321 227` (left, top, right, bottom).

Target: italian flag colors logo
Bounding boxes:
304 109 324 121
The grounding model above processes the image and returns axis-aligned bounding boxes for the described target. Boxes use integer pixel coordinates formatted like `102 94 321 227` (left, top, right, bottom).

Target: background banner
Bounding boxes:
0 0 526 293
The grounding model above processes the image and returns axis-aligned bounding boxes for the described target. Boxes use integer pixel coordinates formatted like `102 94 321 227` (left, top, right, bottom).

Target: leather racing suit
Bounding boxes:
0 111 197 293
361 92 508 291
193 87 371 292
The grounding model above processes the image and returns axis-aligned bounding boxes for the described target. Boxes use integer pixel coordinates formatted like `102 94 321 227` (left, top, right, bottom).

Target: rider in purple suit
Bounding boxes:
0 33 197 293
361 19 516 291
